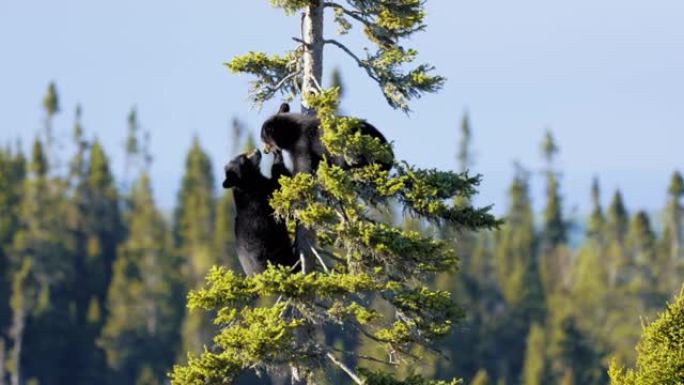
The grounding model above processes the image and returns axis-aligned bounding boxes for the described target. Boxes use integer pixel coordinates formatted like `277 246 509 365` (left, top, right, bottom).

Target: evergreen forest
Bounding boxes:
0 79 682 385
2 1 684 385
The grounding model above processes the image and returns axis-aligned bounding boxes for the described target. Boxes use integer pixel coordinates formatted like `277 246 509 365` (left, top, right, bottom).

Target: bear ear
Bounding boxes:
247 149 262 167
278 103 290 114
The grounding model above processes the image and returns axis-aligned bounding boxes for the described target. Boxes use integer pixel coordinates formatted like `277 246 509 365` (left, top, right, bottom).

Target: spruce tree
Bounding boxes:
551 316 607 385
488 166 543 383
329 67 345 101
84 140 122 308
123 107 152 189
537 131 571 305
520 323 548 385
626 212 656 270
600 191 650 366
174 138 216 271
494 166 544 321
587 177 604 241
9 138 74 385
606 190 629 245
174 138 217 356
572 240 609 337
664 171 684 258
457 113 472 175
604 190 629 289
70 137 122 385
626 211 666 314
124 108 140 175
171 2 499 385
540 130 566 249
609 284 684 385
0 145 25 385
572 179 609 334
99 173 184 385
661 171 683 292
41 82 60 170
213 192 237 270
435 112 495 382
0 147 26 341
65 106 116 385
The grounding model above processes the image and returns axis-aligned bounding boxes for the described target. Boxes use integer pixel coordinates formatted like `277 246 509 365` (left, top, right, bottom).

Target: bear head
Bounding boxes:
222 149 263 189
260 114 302 154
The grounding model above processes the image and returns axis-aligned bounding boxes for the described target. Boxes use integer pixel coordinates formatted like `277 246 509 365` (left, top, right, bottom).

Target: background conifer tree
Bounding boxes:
0 145 26 370
329 67 345 102
539 131 570 296
521 323 548 385
587 177 605 241
435 113 496 382
661 171 683 292
607 191 629 246
549 316 607 385
495 167 542 315
9 137 74 385
65 106 122 384
457 113 472 175
488 165 544 382
83 140 122 310
571 179 609 353
540 130 566 248
41 82 60 171
173 138 217 356
99 173 184 385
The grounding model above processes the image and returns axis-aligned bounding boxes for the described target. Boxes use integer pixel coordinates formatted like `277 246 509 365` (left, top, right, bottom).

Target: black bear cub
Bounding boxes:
261 103 393 174
222 149 298 275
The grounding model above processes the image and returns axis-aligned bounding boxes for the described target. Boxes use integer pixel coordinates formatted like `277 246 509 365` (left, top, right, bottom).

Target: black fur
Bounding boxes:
261 103 393 174
222 149 297 275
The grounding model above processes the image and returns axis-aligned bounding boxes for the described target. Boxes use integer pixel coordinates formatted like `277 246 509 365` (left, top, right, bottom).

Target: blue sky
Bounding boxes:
1 1 683 217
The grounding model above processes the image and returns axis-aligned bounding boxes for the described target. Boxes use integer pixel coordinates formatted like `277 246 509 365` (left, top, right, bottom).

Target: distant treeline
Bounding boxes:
0 83 681 385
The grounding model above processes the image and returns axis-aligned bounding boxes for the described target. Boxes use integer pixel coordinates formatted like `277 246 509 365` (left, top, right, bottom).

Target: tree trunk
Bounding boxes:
671 213 681 261
300 1 324 115
0 339 5 385
9 307 25 385
293 6 324 385
293 1 325 277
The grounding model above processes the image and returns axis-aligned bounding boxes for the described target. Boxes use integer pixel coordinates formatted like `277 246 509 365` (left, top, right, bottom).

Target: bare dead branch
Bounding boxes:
310 247 330 273
323 39 380 82
326 352 364 385
276 72 301 91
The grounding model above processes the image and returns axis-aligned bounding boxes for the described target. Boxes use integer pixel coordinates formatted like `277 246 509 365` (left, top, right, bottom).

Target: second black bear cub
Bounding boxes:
222 149 297 275
261 103 393 174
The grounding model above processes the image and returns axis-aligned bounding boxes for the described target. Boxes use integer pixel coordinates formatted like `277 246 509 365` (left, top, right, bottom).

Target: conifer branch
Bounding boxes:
322 2 373 29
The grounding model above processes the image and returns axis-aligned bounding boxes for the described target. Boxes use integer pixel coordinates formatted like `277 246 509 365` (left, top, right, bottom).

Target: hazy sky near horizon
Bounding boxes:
1 1 683 217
